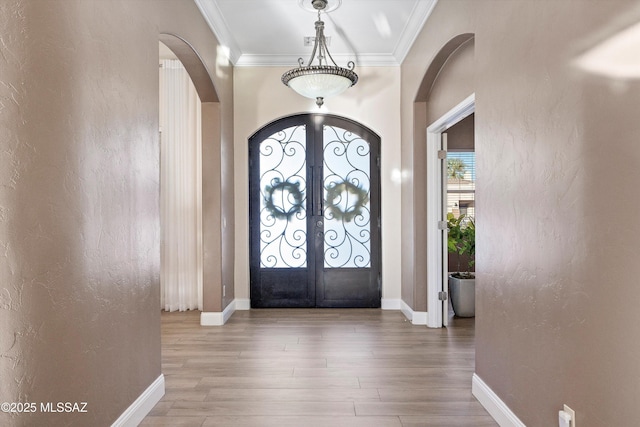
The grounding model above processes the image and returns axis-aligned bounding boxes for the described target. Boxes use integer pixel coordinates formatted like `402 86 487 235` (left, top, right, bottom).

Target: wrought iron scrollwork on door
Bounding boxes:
250 114 381 308
259 125 307 268
322 125 372 268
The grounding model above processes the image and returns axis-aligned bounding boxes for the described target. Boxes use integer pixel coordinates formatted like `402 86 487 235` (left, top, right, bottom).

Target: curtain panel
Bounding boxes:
159 59 203 311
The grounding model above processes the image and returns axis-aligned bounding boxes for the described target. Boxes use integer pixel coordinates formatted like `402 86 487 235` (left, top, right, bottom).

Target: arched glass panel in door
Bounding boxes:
323 125 371 269
258 125 307 268
249 114 380 308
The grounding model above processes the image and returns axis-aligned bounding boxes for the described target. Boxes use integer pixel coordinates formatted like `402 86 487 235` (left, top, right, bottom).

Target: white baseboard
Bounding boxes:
472 374 526 427
400 300 427 325
381 298 401 310
235 298 250 310
411 310 427 325
111 374 164 427
201 299 237 326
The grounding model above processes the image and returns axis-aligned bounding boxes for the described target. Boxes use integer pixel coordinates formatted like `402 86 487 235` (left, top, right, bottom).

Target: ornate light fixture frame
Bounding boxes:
281 0 358 107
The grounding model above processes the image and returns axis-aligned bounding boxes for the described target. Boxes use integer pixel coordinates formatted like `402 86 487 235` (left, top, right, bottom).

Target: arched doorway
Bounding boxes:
249 114 381 308
412 33 475 327
158 34 229 324
159 41 204 312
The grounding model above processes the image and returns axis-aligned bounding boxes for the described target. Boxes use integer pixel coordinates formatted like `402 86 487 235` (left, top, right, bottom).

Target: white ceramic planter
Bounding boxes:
448 275 475 317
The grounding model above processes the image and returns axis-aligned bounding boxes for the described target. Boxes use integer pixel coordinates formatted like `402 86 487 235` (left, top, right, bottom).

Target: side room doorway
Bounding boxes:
249 114 381 308
427 94 475 328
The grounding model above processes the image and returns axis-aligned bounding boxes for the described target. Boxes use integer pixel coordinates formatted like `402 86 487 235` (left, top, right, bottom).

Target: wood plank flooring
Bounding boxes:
141 309 496 427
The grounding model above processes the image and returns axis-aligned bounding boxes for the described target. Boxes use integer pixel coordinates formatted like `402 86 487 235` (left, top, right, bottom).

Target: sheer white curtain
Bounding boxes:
159 59 203 311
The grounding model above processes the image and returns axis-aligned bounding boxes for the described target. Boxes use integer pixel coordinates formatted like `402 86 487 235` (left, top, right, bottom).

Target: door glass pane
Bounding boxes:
259 125 307 268
323 125 371 268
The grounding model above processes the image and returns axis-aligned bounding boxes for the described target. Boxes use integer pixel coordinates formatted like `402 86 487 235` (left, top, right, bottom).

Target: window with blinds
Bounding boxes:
447 151 475 219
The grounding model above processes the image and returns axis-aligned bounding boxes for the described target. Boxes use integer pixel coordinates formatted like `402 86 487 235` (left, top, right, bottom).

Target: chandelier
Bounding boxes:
281 0 358 108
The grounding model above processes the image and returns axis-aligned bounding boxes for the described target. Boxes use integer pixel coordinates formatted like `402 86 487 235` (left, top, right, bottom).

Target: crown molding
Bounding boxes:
394 0 438 64
235 53 400 67
193 0 242 64
194 0 437 67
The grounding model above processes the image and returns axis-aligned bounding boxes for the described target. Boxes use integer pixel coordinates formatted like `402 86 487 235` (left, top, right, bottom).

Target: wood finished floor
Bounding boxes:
141 309 497 427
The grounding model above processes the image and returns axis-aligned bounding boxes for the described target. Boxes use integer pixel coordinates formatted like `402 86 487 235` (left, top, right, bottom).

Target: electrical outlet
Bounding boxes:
559 405 576 427
564 405 575 427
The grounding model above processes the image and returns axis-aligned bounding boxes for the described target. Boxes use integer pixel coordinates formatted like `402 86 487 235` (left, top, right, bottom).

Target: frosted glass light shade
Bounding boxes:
282 65 358 107
288 72 353 99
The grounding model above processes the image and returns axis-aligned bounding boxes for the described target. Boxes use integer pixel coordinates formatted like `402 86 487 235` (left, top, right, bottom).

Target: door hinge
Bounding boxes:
437 150 447 160
438 291 448 301
437 221 448 230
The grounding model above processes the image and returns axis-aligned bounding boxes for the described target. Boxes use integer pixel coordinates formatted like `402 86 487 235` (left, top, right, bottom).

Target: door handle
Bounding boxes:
308 167 313 214
316 166 323 217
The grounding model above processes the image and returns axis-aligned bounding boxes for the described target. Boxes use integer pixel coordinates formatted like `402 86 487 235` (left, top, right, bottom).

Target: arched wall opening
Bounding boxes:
410 34 475 318
158 34 227 321
159 40 204 312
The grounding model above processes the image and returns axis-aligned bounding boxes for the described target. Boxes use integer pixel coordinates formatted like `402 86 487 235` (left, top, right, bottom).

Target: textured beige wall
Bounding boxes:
446 114 474 151
233 66 402 303
403 0 640 425
475 1 640 425
0 1 232 425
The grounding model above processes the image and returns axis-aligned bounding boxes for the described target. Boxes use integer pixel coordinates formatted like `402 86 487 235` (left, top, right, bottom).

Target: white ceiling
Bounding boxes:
193 0 438 67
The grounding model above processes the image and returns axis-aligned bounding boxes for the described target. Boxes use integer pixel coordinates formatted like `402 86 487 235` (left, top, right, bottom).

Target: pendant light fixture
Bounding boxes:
281 0 358 108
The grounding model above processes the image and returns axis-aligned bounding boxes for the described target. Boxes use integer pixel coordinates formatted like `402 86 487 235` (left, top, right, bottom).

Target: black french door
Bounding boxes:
249 114 381 308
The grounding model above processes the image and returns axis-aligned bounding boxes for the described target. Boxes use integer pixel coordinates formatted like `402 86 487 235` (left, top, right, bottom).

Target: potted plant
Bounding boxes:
447 213 475 317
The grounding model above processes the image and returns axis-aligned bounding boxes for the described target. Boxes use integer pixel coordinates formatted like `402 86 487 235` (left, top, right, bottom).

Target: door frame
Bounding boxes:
249 113 382 308
426 93 475 328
